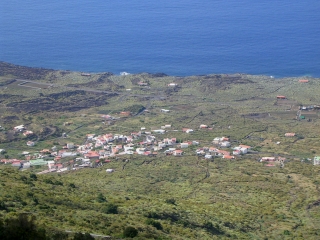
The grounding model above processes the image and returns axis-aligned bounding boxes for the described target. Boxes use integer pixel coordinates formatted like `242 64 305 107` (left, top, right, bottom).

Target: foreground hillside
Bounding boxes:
1 157 320 239
0 62 320 239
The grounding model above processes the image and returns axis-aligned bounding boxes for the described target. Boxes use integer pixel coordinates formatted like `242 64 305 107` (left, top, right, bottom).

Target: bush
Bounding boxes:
283 230 291 235
123 226 138 238
102 203 118 214
165 198 176 205
145 219 163 230
30 173 37 181
97 193 107 203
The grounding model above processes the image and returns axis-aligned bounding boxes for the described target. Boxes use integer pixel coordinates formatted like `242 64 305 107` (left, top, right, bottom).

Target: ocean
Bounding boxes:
1 0 319 77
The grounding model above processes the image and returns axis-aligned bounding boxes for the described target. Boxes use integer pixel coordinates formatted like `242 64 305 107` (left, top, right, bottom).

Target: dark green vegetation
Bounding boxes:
1 158 319 239
0 62 320 239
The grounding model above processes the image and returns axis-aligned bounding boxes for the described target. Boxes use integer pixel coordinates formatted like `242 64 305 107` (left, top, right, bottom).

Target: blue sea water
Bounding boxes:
0 0 319 77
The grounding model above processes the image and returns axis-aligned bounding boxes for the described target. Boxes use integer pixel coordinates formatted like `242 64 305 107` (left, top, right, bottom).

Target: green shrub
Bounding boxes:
145 219 163 230
123 226 138 238
102 203 118 214
97 193 107 203
29 173 37 181
165 198 176 205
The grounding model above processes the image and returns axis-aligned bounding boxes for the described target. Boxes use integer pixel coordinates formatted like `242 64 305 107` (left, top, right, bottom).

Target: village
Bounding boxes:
2 120 319 174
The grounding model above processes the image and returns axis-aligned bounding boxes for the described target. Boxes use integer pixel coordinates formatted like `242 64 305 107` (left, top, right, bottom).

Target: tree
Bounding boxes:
123 226 138 238
1 213 46 240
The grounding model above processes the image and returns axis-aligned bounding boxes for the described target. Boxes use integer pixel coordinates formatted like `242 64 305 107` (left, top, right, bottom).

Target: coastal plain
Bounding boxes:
0 62 320 239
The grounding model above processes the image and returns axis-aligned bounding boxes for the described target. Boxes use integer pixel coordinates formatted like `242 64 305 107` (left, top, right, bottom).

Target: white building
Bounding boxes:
153 129 166 134
161 109 170 113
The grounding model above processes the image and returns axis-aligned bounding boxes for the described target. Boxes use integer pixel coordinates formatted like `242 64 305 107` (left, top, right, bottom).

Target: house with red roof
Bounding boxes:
173 150 183 156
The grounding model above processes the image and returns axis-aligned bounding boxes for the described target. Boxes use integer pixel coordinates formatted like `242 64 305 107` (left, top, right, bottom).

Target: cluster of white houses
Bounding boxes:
1 124 253 173
1 123 320 173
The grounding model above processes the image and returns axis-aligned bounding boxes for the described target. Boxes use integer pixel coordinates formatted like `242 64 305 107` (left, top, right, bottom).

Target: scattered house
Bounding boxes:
238 144 251 150
119 111 131 117
84 151 100 160
260 157 276 162
299 79 309 83
205 154 213 159
217 150 230 156
57 167 68 172
173 150 183 156
161 109 170 113
164 125 172 128
0 149 5 153
167 83 178 87
40 149 51 154
27 141 35 147
1 159 15 164
14 125 25 131
87 134 95 140
120 72 130 75
22 161 30 169
12 160 22 167
53 163 64 170
136 148 146 155
124 146 134 152
138 81 148 86
106 169 114 173
220 141 231 148
180 143 189 148
81 73 91 76
223 155 235 159
209 147 218 153
300 106 314 111
163 138 176 145
277 95 286 99
23 131 34 136
285 133 295 137
48 161 55 169
61 152 77 158
101 115 113 120
153 129 166 134
63 122 73 126
314 156 320 166
200 124 208 129
67 143 74 149
182 128 194 133
233 145 250 154
233 150 241 155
